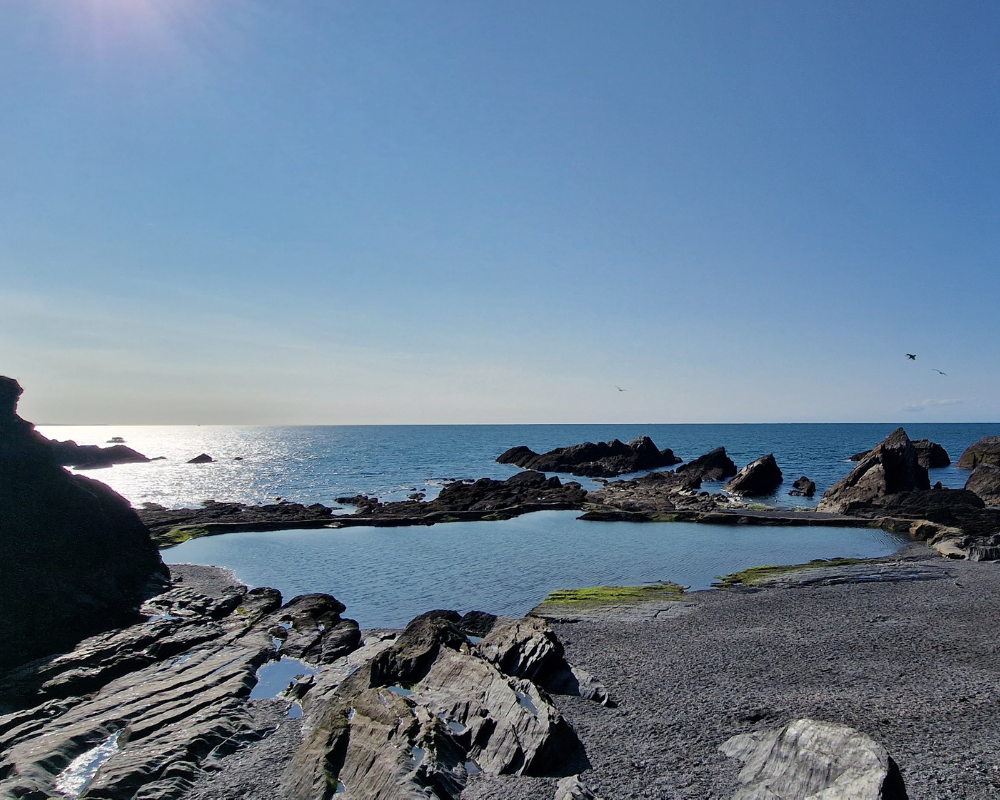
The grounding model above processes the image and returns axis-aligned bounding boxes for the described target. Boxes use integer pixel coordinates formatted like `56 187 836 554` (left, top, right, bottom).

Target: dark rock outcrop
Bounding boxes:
188 452 215 464
957 436 1000 469
283 611 592 800
675 446 738 482
966 465 1000 506
497 436 681 478
724 454 783 496
851 439 949 470
720 719 908 799
49 440 152 469
585 470 712 515
0 376 168 672
818 428 929 514
789 476 816 497
139 500 337 545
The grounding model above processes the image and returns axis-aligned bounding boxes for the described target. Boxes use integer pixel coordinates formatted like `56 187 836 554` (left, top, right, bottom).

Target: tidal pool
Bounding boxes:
164 510 907 629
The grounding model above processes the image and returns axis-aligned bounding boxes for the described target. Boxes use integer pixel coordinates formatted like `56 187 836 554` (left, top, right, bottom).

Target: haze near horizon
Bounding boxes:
2 1 998 424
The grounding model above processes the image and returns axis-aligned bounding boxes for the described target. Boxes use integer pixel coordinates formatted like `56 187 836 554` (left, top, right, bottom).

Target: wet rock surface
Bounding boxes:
720 718 908 799
851 438 950 470
675 446 738 482
582 470 717 515
139 500 339 545
496 436 682 478
724 454 783 497
818 428 929 514
0 375 168 672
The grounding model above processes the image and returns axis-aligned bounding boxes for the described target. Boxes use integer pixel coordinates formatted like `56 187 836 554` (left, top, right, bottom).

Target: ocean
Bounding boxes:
39 423 998 627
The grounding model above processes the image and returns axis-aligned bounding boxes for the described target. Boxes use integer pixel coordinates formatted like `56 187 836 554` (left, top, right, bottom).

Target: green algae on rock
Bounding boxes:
539 582 687 605
713 557 871 587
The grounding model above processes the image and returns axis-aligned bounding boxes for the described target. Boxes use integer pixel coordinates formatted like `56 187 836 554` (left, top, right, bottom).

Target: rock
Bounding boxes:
720 718 908 799
851 439 949 470
957 436 1000 469
556 774 603 800
283 611 589 800
0 376 168 672
49 440 152 469
187 453 215 464
789 476 816 497
496 436 682 478
585 470 708 514
818 428 929 514
676 446 738 481
457 610 498 638
912 439 950 469
724 454 783 496
966 464 1000 506
0 572 363 800
138 500 336 546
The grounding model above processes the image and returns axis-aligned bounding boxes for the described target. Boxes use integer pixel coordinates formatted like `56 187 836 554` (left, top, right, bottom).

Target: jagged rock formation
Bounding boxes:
720 718 908 799
50 440 153 469
139 499 339 544
789 476 816 497
957 436 1000 469
1 568 600 800
966 465 1000 506
724 454 783 496
675 447 738 482
818 429 929 514
0 376 168 672
851 439 949 470
496 436 681 478
283 611 596 800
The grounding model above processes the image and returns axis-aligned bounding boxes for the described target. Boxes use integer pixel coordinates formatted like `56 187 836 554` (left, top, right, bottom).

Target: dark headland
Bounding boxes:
3 375 1000 798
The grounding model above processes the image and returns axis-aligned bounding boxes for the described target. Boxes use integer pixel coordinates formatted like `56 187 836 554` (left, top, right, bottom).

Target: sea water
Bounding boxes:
38 423 997 628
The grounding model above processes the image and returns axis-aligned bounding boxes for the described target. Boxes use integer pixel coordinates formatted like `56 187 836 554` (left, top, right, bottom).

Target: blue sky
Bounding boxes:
2 1 997 423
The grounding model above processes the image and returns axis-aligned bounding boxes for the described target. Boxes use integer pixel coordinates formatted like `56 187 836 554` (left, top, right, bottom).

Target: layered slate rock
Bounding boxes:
724 454 783 496
789 476 816 497
496 436 681 478
0 568 359 799
50 440 152 469
720 718 908 799
0 376 168 672
283 611 596 800
851 439 949 470
139 499 338 544
675 446 738 482
818 428 929 514
966 465 1000 506
957 436 1000 469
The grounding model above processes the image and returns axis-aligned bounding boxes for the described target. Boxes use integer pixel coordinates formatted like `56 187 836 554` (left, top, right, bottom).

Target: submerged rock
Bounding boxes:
724 454 783 496
818 428 929 514
496 435 681 478
957 436 1000 469
720 718 908 799
675 447 738 482
0 376 167 672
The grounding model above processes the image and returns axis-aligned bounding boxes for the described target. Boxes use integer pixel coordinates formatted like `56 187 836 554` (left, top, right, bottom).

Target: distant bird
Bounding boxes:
615 386 627 392
906 354 917 360
932 369 947 376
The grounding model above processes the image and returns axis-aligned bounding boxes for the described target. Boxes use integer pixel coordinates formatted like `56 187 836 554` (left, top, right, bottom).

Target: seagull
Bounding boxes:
932 369 947 376
906 354 917 360
615 386 627 392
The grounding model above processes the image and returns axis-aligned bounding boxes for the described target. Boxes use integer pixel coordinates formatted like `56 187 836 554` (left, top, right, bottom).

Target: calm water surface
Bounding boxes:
41 423 990 627
164 511 907 629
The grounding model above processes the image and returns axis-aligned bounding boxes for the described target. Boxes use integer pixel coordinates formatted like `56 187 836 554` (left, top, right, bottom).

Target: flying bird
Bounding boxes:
615 386 627 392
932 369 947 376
906 354 917 360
